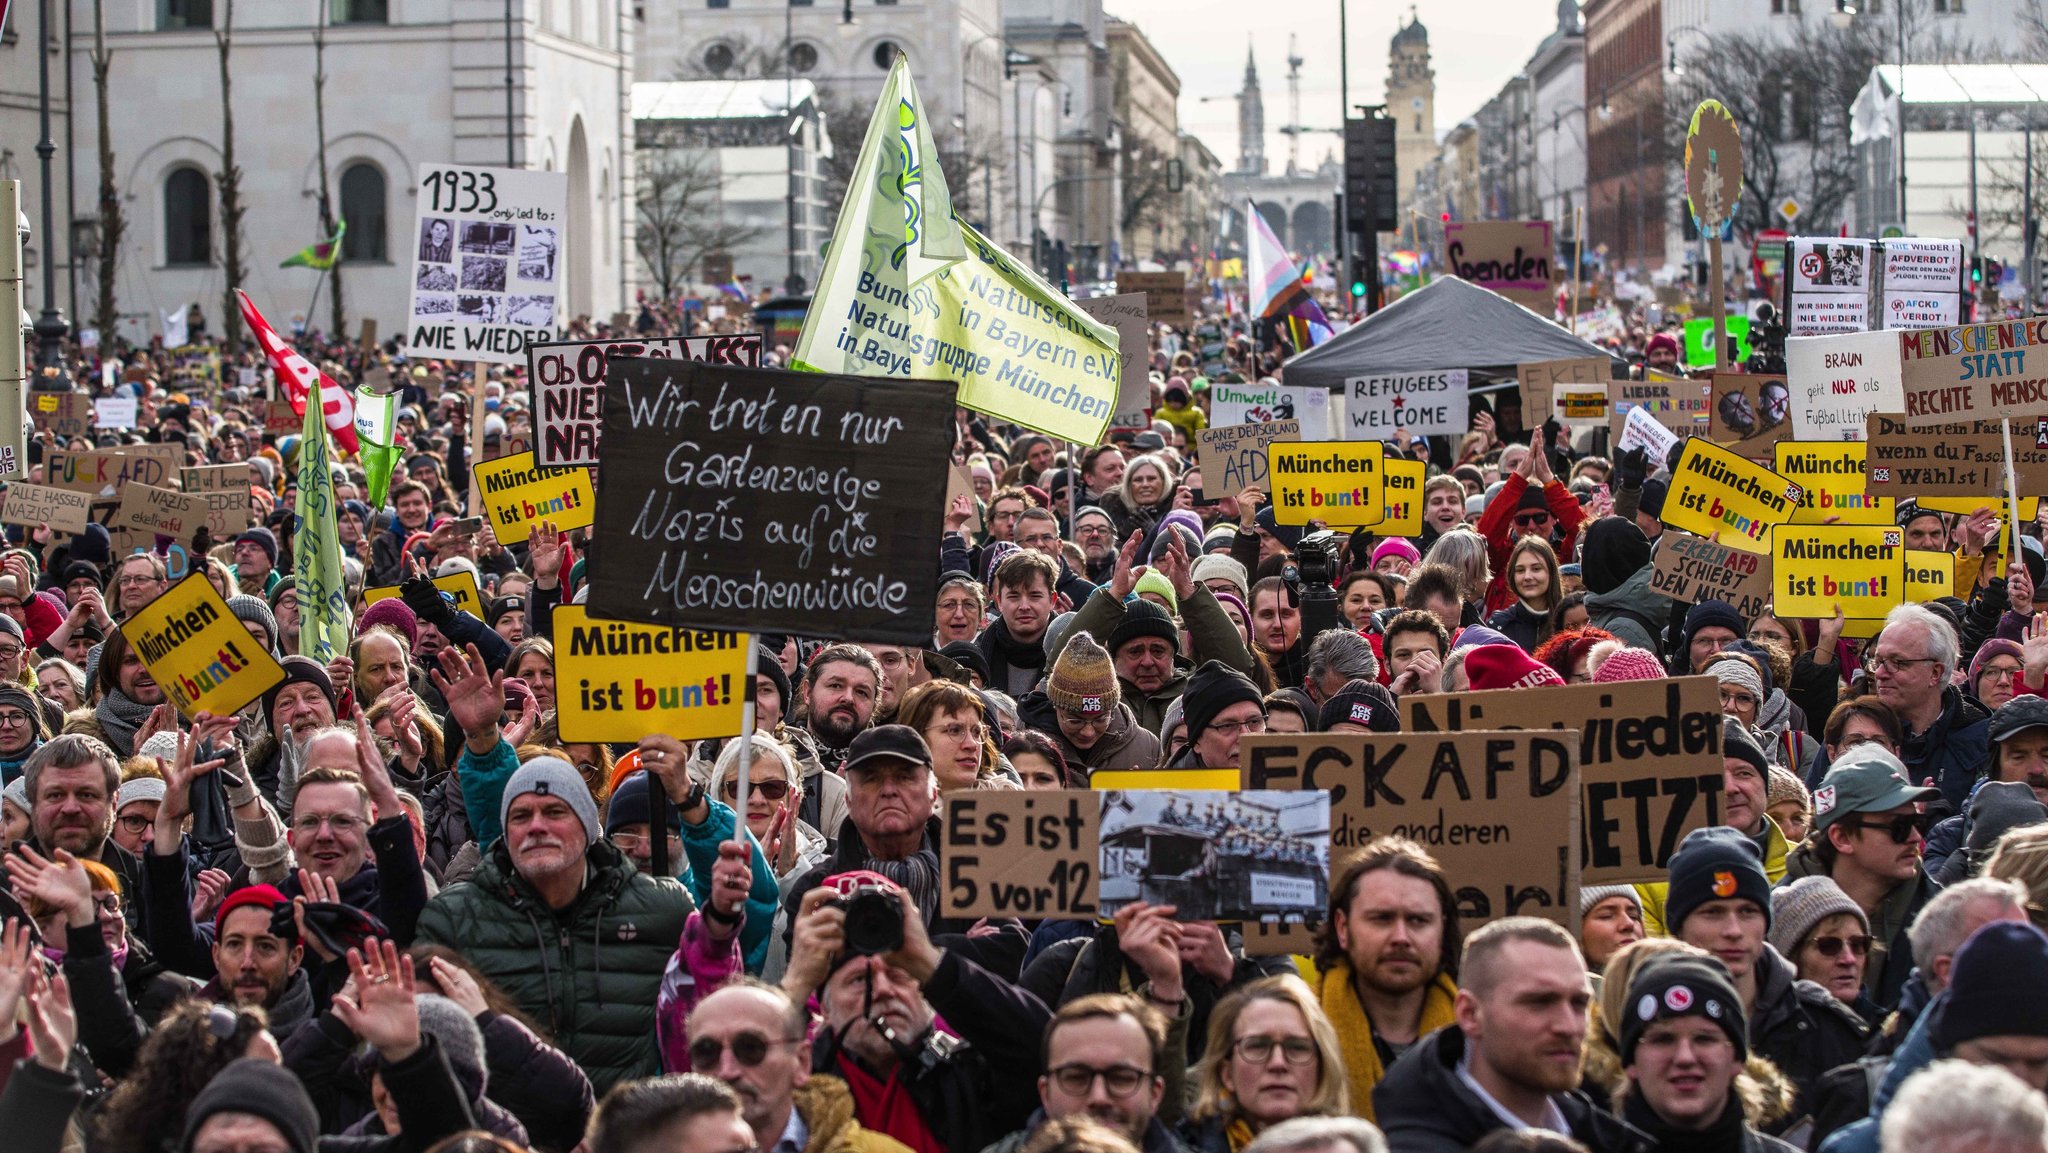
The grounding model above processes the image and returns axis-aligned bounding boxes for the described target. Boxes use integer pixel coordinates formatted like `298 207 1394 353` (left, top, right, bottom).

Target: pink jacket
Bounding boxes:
655 911 747 1073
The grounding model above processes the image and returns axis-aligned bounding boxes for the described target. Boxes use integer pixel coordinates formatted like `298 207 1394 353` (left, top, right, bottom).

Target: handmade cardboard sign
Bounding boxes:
30 394 92 438
1344 370 1469 439
1775 441 1892 525
1905 549 1954 603
1617 404 1682 460
1897 318 2048 427
94 397 138 429
181 464 258 495
1709 373 1792 458
1864 414 2048 496
0 482 92 535
126 575 287 719
1401 677 1725 886
265 401 301 434
46 445 182 498
1445 221 1556 311
180 464 257 537
1195 420 1298 504
1772 524 1906 620
942 789 1101 920
1239 731 1576 923
403 162 569 364
551 606 751 742
1097 790 1331 923
1661 438 1801 555
1075 294 1151 418
1786 329 1903 441
1611 375 1710 444
363 571 483 619
1517 357 1611 420
1267 442 1384 527
1118 271 1191 327
1649 531 1774 622
112 484 206 543
473 451 595 538
590 361 956 644
1364 458 1426 537
528 333 764 467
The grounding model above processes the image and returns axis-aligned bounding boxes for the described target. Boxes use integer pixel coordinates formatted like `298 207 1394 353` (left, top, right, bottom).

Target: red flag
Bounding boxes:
236 290 360 454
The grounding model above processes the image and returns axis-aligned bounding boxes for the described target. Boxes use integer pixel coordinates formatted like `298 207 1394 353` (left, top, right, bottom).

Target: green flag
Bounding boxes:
294 374 352 662
793 56 1121 445
282 221 346 270
353 388 401 510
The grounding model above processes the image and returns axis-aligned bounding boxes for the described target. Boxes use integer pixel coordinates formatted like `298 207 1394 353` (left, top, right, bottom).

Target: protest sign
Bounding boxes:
1517 357 1612 422
1118 271 1191 327
1649 531 1774 622
1864 414 2048 496
1661 438 1801 554
46 445 181 498
1786 329 1905 441
1611 375 1710 444
1097 790 1330 923
363 571 482 619
528 333 764 467
1775 441 1892 525
1209 379 1332 440
1787 238 1874 336
551 606 751 742
1879 239 1965 329
1917 494 2041 521
1076 294 1151 418
1898 318 2048 426
30 393 91 438
1240 731 1577 922
403 162 568 363
1402 677 1725 885
1617 404 1682 460
1364 457 1426 537
590 360 955 644
473 451 595 539
125 575 287 720
1554 383 1610 428
1906 549 1954 603
112 483 206 543
1267 442 1385 527
942 789 1100 920
1087 768 1242 791
181 463 257 495
1709 373 1792 458
1444 221 1556 311
0 482 91 535
791 60 1120 445
93 397 137 429
1194 421 1298 504
265 401 301 433
1773 524 1906 620
1344 369 1469 439
1684 316 1752 369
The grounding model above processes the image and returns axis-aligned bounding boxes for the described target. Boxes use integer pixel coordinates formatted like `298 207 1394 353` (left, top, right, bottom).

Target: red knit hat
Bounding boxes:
1465 646 1567 692
214 883 294 940
1593 647 1667 683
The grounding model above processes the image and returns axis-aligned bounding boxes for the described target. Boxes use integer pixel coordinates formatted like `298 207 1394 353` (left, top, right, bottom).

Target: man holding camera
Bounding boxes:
781 869 1054 1153
779 725 1028 979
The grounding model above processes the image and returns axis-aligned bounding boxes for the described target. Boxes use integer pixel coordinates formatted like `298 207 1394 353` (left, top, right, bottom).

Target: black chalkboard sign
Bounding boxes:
588 359 957 644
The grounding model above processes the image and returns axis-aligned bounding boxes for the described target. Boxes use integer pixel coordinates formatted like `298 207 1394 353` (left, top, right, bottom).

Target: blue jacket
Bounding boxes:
1817 990 1942 1153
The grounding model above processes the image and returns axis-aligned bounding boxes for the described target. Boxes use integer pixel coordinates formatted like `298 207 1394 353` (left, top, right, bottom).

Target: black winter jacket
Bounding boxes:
1749 944 1870 1135
1372 1027 1655 1153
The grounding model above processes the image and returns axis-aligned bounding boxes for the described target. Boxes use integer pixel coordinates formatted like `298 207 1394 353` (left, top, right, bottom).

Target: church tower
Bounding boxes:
1238 42 1266 175
1386 9 1435 213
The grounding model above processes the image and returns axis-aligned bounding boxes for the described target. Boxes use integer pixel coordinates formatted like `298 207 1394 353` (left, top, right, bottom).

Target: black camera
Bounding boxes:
832 883 905 957
1292 529 1343 588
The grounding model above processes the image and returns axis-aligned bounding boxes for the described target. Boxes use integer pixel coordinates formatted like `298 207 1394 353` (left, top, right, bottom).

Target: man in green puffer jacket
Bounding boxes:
416 752 693 1095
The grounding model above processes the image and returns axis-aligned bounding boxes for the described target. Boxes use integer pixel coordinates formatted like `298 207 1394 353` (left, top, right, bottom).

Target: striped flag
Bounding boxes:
237 290 361 454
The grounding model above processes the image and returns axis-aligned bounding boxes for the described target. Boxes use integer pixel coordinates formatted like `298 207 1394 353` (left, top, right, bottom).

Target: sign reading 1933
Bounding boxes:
404 163 568 365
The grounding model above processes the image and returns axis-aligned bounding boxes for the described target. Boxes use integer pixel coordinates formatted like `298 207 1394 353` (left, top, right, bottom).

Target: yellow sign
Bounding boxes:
473 451 596 538
125 575 287 720
1917 495 2042 521
1905 549 1954 603
1267 442 1384 527
1086 768 1240 790
1364 458 1426 537
552 606 751 742
1775 441 1892 525
363 572 483 619
1662 438 1801 554
1772 524 1906 620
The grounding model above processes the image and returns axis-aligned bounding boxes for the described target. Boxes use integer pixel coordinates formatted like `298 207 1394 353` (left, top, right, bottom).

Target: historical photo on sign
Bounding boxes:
461 255 507 292
415 294 453 317
1096 790 1329 923
417 217 453 263
460 221 515 255
519 226 559 281
506 295 555 327
416 264 457 292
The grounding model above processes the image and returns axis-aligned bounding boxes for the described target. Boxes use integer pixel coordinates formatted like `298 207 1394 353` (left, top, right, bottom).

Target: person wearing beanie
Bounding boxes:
1170 660 1263 768
1580 518 1662 652
1770 875 1876 1016
1071 505 1120 581
1789 744 1942 1010
262 655 338 746
1463 644 1568 691
181 1058 325 1153
226 592 280 655
1592 646 1667 684
1 774 26 841
1615 951 1794 1151
416 746 696 1092
111 775 166 856
232 526 282 597
1317 679 1401 734
1765 765 1812 845
1643 330 1682 373
1190 552 1249 605
1665 828 1869 1131
1131 568 1179 616
485 594 526 644
1579 885 1645 975
1022 630 1160 773
1371 537 1423 573
358 596 421 651
1968 637 2027 711
1065 557 1256 734
1930 920 2048 1067
1634 719 1790 937
750 643 795 730
1680 600 1748 675
1927 695 2048 880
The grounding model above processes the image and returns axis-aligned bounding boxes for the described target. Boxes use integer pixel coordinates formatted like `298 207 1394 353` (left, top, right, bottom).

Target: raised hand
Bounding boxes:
503 706 538 749
432 644 505 749
526 518 564 587
428 956 489 1017
1157 528 1195 603
703 841 752 941
1114 902 1185 1002
158 726 228 853
781 888 846 999
384 691 425 770
944 493 974 534
2025 613 2048 688
135 703 181 758
3 847 95 928
1108 531 1145 599
0 919 33 1044
23 967 75 1071
330 941 421 1062
1177 920 1237 986
190 868 232 922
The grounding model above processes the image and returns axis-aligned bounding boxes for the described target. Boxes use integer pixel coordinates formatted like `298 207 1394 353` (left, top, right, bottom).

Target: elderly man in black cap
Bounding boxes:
780 724 1027 978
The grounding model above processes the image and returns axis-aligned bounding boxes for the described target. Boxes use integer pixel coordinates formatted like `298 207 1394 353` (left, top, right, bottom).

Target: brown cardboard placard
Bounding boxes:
1238 730 1577 927
941 789 1100 920
112 484 207 543
1075 293 1150 416
1896 319 2048 427
1708 372 1792 458
1516 356 1611 419
1609 374 1710 444
1116 271 1191 327
29 393 93 439
45 445 182 498
1401 677 1725 885
1195 419 1299 504
181 463 259 495
266 400 301 433
1649 531 1774 622
1863 413 2048 496
0 482 93 535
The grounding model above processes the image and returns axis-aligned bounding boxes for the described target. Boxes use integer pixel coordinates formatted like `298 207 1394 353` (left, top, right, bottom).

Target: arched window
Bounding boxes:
339 162 387 262
164 167 212 266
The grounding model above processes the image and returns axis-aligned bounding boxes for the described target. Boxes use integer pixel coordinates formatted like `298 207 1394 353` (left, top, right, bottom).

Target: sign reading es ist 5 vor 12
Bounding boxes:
404 163 568 364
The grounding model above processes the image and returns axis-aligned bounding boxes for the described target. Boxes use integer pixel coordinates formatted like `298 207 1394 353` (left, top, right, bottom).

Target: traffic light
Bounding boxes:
1972 257 1984 285
1349 256 1370 298
1342 114 1399 234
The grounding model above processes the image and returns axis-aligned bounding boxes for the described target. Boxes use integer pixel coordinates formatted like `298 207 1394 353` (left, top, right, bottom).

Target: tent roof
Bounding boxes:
1282 275 1622 393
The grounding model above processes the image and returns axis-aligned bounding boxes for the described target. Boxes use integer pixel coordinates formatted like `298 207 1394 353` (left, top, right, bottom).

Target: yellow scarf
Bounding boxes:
1316 961 1459 1121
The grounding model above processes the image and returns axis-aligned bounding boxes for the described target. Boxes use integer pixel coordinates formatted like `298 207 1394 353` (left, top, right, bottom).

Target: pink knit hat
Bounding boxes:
1371 538 1422 567
1592 647 1666 683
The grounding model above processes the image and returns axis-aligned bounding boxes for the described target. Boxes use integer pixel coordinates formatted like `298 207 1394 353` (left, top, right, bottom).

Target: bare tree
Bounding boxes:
89 0 123 343
214 0 247 353
311 2 345 340
635 149 767 299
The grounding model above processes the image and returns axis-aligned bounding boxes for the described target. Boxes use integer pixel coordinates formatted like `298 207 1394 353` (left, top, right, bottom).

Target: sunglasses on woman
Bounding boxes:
1809 933 1872 958
718 778 790 801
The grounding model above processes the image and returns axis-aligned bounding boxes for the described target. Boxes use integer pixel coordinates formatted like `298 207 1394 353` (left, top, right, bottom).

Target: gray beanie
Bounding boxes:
226 593 280 652
1190 554 1250 603
1042 611 1079 663
2 776 25 814
498 756 601 844
1579 884 1642 919
413 993 487 1102
115 777 166 812
1768 875 1868 958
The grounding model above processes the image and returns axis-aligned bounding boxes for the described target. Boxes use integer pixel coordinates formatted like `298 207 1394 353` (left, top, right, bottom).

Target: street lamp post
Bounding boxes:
32 0 67 369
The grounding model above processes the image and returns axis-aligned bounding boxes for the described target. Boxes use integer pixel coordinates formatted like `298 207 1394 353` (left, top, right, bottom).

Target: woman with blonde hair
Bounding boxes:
1986 824 2048 930
1184 975 1350 1152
